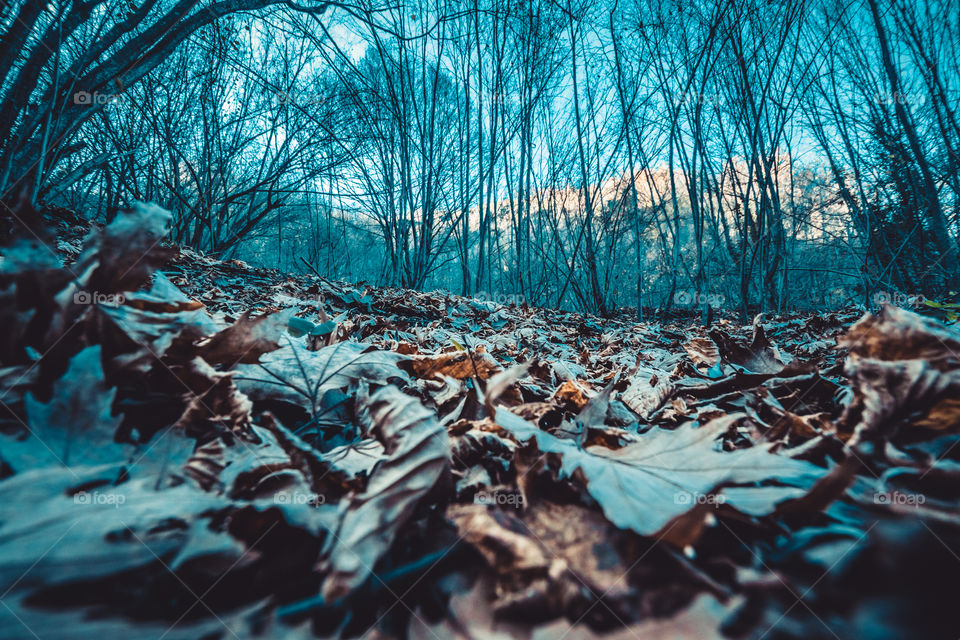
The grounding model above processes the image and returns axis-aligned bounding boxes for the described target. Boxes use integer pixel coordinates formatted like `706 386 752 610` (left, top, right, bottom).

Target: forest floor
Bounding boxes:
2 203 960 639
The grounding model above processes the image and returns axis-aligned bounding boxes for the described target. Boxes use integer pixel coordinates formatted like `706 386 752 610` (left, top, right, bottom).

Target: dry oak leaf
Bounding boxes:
621 368 676 420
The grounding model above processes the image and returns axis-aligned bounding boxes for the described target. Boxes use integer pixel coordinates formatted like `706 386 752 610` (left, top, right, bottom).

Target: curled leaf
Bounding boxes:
321 385 450 600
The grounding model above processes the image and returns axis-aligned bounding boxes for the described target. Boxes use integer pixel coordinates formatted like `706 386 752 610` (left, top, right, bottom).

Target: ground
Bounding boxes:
1 204 959 639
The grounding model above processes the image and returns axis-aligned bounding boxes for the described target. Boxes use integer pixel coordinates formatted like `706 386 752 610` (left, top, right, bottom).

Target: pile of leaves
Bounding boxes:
2 201 959 639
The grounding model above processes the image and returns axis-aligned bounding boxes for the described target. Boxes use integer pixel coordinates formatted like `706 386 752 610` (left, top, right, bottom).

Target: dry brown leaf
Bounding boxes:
552 379 590 412
839 304 960 366
683 336 720 368
448 504 552 574
842 356 960 441
173 357 254 439
405 349 502 380
320 385 450 600
197 308 294 367
710 319 786 374
77 203 176 294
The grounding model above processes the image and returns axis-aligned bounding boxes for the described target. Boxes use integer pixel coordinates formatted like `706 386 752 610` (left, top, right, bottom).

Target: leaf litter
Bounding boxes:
1 202 959 639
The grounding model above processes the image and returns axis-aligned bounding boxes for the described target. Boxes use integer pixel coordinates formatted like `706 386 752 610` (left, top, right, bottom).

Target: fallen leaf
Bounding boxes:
320 385 450 600
495 409 823 536
3 346 124 471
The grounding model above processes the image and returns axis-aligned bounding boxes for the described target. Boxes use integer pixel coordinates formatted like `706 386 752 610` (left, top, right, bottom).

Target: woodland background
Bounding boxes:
2 0 959 315
4 2 960 638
